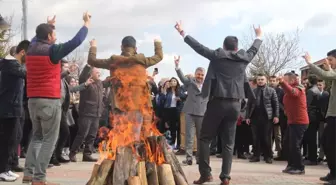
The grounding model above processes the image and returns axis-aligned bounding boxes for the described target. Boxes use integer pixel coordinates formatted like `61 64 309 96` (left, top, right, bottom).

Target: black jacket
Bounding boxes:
0 57 26 118
306 85 321 122
184 35 262 100
246 86 279 120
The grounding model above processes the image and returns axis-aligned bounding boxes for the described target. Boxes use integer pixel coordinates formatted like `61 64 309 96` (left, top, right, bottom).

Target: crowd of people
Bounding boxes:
0 11 335 185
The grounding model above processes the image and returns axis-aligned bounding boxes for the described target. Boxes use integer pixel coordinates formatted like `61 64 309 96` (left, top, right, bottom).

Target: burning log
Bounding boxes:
147 162 159 185
113 146 138 185
158 164 175 185
137 161 148 185
127 176 141 185
86 160 114 185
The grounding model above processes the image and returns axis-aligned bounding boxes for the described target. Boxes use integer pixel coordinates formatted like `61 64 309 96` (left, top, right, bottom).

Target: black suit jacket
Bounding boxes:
184 35 262 100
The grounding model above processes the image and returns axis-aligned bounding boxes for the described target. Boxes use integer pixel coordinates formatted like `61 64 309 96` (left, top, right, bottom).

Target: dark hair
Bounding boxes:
223 36 238 51
121 36 136 48
269 75 277 79
256 73 266 77
66 76 76 84
9 46 17 56
16 40 30 54
308 75 318 85
317 79 325 84
36 23 55 40
327 49 336 58
303 77 308 81
61 59 69 67
284 72 296 78
168 77 180 94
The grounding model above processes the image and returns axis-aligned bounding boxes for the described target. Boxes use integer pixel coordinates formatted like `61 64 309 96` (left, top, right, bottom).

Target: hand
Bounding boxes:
83 11 91 26
85 78 94 86
154 36 161 43
246 119 250 125
253 25 262 38
174 20 185 37
175 97 181 101
322 58 331 71
302 52 312 64
273 117 279 124
174 56 180 68
152 70 158 76
90 39 97 47
47 15 56 26
185 74 193 78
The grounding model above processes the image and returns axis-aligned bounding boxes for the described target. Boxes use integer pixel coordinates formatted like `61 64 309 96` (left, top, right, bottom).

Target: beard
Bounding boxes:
21 56 26 64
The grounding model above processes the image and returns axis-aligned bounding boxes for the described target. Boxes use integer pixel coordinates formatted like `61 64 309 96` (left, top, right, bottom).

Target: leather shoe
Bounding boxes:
69 152 77 162
57 156 70 163
220 178 230 185
11 165 24 172
50 156 61 166
193 176 213 184
83 155 98 162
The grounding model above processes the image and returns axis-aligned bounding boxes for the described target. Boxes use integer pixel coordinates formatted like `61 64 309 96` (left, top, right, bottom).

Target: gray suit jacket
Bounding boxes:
176 68 208 116
184 35 262 100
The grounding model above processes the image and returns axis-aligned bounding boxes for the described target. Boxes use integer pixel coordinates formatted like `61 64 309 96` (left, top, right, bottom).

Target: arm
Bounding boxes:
61 71 70 79
184 35 216 61
279 81 301 97
271 88 280 118
136 41 163 68
87 46 115 69
150 81 158 95
175 68 191 86
69 83 87 93
244 39 263 62
309 64 336 80
49 26 88 64
306 89 314 109
78 64 91 84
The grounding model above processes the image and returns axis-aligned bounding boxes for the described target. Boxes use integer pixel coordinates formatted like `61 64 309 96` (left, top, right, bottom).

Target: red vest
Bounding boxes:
26 55 61 98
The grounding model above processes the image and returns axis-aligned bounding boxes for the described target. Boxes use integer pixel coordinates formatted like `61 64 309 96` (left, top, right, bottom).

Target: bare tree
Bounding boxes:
243 27 302 77
65 45 88 77
0 15 17 58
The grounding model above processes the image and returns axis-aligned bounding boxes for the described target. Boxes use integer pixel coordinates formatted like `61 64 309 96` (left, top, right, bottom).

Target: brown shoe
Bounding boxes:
69 152 77 162
193 176 213 184
82 154 97 162
32 181 60 185
220 179 230 185
22 176 32 184
175 149 186 155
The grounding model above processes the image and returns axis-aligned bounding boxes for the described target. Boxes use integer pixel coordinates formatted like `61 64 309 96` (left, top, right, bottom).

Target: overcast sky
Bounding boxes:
1 0 336 81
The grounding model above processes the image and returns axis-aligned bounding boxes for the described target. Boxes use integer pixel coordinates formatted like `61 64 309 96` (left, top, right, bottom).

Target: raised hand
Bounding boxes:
253 25 262 38
85 78 94 86
90 39 97 47
302 52 312 64
174 56 180 68
47 15 56 26
83 11 91 27
174 21 185 37
322 58 331 71
154 36 162 43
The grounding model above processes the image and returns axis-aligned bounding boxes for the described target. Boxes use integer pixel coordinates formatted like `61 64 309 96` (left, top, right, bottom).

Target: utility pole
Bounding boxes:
22 0 28 40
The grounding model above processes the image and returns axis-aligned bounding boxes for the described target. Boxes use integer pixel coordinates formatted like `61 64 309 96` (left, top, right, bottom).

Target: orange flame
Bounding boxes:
98 64 164 164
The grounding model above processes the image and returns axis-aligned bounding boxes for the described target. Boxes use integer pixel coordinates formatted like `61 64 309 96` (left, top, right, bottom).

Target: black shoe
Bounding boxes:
83 155 98 162
249 157 260 162
287 169 305 175
304 160 318 166
216 154 222 158
50 156 61 166
320 173 336 182
182 159 192 166
237 153 247 159
274 156 286 161
69 152 77 162
265 158 273 164
47 164 54 168
282 166 293 173
11 165 24 172
20 151 26 158
317 158 324 163
210 151 216 156
57 156 70 163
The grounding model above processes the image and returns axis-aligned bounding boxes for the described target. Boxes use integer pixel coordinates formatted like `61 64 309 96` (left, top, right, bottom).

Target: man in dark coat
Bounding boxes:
174 21 262 185
0 40 29 182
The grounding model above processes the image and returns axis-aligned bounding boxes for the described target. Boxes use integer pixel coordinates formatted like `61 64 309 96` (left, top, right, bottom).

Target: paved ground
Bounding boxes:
3 154 329 185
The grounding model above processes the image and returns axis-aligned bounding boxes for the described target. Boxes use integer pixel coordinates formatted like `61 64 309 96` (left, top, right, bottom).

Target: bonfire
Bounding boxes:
86 65 188 185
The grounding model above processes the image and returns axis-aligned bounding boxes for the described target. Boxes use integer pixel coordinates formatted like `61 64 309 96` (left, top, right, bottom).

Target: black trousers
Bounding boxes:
285 124 307 170
236 122 250 154
322 117 336 178
11 116 24 167
305 120 319 162
216 134 222 154
210 136 217 153
163 108 179 146
21 105 32 152
0 118 20 173
279 114 288 158
251 117 273 159
54 111 70 157
198 98 240 181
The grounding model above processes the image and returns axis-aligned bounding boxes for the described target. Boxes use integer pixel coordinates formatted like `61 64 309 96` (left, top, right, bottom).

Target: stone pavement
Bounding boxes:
2 154 329 185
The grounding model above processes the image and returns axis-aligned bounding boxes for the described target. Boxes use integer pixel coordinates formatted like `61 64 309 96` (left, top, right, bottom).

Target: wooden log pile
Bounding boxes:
86 136 188 185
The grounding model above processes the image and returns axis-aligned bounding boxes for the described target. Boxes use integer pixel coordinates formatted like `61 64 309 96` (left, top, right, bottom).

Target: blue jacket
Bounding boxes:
161 88 186 112
0 56 26 118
